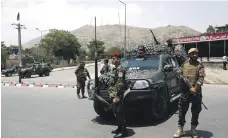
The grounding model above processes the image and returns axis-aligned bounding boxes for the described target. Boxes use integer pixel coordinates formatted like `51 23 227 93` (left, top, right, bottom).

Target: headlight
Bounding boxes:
132 80 149 89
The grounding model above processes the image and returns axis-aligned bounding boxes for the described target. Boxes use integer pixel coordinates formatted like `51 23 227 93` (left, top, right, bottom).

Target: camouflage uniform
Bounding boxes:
174 48 205 138
100 58 111 74
75 61 91 99
109 53 128 138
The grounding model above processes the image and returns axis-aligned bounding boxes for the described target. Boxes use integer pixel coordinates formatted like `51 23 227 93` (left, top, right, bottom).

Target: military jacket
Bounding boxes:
75 67 90 80
100 63 111 74
108 64 126 97
181 60 205 90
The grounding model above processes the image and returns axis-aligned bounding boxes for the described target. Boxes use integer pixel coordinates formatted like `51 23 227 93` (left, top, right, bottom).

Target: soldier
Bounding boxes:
109 52 128 138
100 58 111 74
173 48 206 138
75 61 91 99
167 39 175 55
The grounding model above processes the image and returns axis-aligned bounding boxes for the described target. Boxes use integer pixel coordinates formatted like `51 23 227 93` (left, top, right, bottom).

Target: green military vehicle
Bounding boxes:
20 62 53 78
1 65 19 77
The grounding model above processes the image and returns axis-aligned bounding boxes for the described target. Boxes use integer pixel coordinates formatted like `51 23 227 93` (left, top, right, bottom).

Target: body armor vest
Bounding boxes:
182 61 201 86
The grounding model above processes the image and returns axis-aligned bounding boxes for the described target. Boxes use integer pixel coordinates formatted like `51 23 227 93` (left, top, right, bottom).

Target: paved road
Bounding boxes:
2 84 228 138
1 65 102 85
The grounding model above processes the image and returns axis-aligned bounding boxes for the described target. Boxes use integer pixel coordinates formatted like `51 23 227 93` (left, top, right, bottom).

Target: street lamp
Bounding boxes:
36 28 47 61
119 0 126 56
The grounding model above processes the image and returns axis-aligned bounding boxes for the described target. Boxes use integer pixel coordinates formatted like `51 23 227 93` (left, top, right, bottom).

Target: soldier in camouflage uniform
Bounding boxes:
109 52 128 138
75 61 91 99
167 39 175 55
100 58 111 74
173 48 206 138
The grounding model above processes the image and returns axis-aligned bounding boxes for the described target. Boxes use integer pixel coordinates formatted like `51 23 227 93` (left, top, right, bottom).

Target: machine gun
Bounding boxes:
150 29 160 45
175 68 208 110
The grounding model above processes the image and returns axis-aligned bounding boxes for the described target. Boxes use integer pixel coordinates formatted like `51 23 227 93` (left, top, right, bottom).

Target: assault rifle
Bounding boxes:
175 68 208 110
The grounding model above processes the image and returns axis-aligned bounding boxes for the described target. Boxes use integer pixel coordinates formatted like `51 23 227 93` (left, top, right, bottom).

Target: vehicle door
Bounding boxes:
162 57 173 94
32 64 37 75
170 57 181 94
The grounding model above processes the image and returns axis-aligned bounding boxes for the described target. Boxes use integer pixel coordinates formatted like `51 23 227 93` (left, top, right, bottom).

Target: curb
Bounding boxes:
1 82 76 89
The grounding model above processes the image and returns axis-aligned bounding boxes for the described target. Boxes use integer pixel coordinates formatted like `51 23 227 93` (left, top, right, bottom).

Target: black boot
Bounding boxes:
111 126 121 134
114 126 128 138
77 88 81 99
81 88 87 98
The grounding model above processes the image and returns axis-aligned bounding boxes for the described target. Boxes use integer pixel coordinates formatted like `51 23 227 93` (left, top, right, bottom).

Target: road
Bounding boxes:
1 64 102 85
2 84 228 138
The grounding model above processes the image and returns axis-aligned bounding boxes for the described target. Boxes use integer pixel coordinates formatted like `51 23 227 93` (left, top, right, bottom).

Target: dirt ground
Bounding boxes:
204 67 228 84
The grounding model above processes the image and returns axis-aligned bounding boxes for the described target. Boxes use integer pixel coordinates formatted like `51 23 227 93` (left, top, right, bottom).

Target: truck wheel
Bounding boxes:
93 99 114 120
5 73 11 77
44 71 50 76
87 79 95 100
39 74 43 77
25 72 31 78
152 85 168 120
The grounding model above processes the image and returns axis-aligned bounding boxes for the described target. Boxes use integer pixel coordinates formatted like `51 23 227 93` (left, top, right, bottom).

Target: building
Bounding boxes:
172 32 228 57
215 24 228 33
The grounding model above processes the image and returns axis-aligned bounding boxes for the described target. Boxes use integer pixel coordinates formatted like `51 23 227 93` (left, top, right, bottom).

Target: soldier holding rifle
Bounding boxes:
109 52 128 138
173 48 206 138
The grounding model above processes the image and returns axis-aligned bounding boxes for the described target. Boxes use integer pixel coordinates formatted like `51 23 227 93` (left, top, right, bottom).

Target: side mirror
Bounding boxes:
163 64 173 72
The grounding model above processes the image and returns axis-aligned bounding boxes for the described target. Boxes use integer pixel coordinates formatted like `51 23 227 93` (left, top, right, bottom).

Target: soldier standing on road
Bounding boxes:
173 48 206 138
109 52 128 138
100 58 111 74
75 61 91 99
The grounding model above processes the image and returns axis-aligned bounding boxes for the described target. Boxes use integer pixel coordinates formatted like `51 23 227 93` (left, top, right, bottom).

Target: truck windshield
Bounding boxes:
121 57 159 69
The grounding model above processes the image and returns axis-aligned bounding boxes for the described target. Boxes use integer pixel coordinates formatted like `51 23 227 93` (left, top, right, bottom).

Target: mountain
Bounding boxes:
22 24 201 50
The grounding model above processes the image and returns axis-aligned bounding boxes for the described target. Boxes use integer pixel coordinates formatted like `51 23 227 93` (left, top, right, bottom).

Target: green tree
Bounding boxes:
1 41 11 62
206 25 215 34
40 29 81 61
87 40 105 59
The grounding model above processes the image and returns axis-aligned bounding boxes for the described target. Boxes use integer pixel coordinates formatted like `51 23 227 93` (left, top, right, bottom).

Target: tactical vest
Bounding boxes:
182 61 201 86
77 68 87 78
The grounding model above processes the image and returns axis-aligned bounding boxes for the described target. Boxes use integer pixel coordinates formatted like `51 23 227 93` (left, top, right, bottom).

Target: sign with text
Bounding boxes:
173 32 228 44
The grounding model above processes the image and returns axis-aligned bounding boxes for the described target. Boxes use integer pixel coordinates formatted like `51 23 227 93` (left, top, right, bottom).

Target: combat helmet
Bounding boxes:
188 48 198 54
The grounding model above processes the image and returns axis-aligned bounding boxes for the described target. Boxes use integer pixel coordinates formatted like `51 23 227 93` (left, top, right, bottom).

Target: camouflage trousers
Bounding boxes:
76 78 86 94
178 93 202 126
111 96 126 128
108 85 117 98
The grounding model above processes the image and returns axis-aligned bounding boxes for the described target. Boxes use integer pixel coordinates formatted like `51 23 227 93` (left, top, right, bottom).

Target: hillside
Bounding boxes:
23 24 201 50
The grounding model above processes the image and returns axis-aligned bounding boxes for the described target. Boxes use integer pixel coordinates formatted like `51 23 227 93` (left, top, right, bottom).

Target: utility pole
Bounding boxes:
36 28 47 62
119 0 126 56
94 16 99 91
12 12 26 83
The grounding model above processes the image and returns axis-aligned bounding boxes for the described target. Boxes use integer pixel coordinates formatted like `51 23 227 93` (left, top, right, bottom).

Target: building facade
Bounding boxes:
172 32 228 57
215 25 228 33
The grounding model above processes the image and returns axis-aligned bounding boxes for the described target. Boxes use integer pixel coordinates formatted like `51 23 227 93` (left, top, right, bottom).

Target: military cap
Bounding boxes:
188 48 199 54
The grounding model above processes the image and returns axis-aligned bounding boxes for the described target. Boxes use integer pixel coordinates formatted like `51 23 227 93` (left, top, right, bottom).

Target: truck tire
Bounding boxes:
39 74 43 77
5 73 12 77
25 72 31 78
44 71 50 76
93 99 114 120
152 85 169 120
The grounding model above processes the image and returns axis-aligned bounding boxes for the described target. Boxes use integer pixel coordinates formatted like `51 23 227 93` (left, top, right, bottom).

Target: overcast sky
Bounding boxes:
1 0 228 45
